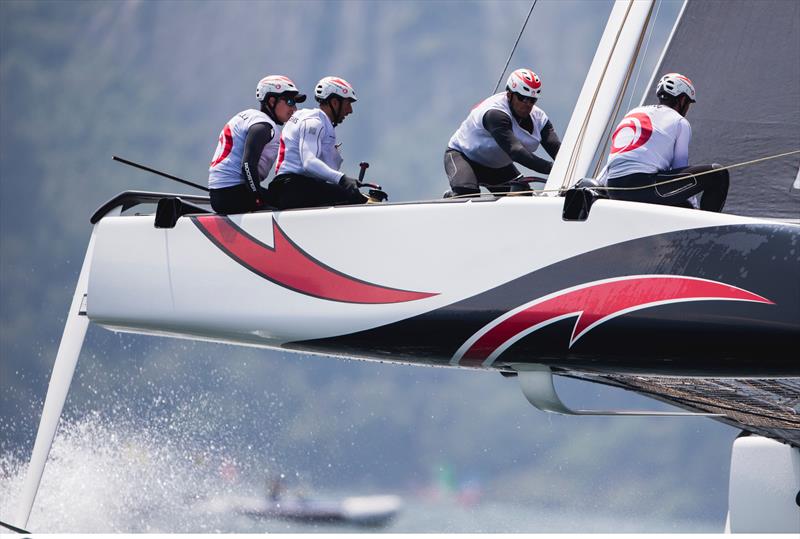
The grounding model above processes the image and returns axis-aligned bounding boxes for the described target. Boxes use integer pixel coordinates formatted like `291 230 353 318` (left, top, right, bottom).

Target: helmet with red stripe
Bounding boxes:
256 75 306 103
315 76 358 103
506 68 542 98
656 73 696 102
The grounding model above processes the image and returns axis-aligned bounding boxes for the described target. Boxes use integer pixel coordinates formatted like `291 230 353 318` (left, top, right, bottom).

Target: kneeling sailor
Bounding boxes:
599 73 729 212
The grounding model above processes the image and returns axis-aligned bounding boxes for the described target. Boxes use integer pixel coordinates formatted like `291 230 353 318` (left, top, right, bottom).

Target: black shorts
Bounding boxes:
267 174 365 210
210 183 269 214
606 164 729 212
444 149 522 195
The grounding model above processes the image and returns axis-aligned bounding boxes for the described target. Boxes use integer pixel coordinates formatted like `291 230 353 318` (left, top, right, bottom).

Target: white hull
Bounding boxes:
84 195 799 376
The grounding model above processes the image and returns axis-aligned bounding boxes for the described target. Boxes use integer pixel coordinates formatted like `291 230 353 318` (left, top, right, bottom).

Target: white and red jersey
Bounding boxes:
274 108 344 184
600 104 691 180
208 109 278 189
448 93 549 168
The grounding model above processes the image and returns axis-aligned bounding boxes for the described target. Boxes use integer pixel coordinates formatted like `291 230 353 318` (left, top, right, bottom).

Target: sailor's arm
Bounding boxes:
483 109 554 174
539 120 561 160
298 118 344 183
241 122 273 203
671 118 691 169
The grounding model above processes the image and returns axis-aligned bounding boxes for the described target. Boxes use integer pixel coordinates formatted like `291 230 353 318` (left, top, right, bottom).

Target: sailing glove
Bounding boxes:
339 175 361 194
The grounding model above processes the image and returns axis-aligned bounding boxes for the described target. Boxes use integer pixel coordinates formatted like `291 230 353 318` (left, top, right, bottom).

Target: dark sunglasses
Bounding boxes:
515 94 537 104
280 96 298 107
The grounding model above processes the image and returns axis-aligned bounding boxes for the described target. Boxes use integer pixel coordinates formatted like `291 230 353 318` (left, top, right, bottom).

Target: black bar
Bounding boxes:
0 519 31 534
113 156 210 192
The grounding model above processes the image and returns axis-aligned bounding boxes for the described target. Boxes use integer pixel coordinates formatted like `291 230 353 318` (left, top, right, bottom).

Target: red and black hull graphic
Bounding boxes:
192 215 437 304
295 223 800 376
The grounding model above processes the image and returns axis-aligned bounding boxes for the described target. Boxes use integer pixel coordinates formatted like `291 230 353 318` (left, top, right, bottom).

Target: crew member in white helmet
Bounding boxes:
208 75 306 214
598 72 728 212
444 68 561 197
267 76 367 209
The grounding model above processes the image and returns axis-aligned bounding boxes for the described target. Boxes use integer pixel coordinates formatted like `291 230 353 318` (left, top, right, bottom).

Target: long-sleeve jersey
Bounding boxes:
274 108 344 183
600 104 691 181
448 93 559 173
208 109 278 190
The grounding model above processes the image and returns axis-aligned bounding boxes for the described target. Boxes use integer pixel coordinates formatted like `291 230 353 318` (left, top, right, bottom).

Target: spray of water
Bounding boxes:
0 407 261 532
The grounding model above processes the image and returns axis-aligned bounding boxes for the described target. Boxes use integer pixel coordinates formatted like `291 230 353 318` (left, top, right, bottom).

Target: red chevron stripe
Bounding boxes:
457 276 773 366
193 215 437 304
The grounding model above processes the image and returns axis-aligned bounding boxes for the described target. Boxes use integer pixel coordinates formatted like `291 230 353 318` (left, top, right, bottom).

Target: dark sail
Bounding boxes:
645 0 800 219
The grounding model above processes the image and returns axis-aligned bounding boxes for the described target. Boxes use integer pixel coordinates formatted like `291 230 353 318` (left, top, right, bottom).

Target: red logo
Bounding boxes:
274 135 286 174
193 216 438 304
610 112 652 154
210 124 233 167
452 276 773 367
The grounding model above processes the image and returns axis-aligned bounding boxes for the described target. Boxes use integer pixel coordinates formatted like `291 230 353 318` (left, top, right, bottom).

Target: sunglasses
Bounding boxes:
515 94 537 104
280 97 298 107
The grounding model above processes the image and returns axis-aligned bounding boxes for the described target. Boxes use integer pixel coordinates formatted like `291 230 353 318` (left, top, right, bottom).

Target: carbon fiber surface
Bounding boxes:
568 373 800 447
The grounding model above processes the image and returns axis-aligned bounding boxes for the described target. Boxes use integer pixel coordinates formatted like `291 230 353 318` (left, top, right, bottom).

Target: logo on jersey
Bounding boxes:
610 112 652 154
274 136 287 174
451 275 773 367
210 124 233 167
192 215 438 304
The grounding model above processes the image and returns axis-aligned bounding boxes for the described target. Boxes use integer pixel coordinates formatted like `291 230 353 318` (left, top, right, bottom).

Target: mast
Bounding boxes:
544 0 655 193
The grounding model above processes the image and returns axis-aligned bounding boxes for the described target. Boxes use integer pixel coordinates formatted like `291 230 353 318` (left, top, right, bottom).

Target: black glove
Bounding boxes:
339 175 360 194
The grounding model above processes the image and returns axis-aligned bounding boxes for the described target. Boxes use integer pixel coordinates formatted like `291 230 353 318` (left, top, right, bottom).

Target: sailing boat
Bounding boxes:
8 0 798 534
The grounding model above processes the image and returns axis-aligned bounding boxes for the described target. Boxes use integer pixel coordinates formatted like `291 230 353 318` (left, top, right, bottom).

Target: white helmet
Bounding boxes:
315 76 358 102
256 75 306 103
656 73 696 102
506 68 542 98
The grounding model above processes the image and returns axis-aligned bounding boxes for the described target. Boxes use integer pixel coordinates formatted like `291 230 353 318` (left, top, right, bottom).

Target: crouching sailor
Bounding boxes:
267 76 367 210
444 68 561 197
598 73 729 212
208 75 306 214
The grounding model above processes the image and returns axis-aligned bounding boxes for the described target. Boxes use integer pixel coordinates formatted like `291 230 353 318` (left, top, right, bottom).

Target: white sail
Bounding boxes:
544 0 655 193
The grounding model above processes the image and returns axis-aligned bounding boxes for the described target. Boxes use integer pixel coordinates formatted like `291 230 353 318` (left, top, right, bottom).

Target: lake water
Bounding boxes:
0 413 720 533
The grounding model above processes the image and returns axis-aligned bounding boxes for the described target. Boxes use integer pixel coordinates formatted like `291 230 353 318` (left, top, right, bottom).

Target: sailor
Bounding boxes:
266 76 367 209
207 75 306 214
444 68 561 197
598 73 729 212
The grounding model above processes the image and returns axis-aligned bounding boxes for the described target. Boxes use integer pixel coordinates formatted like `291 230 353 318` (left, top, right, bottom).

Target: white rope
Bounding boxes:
436 149 800 201
590 1 657 179
601 149 800 193
559 0 638 191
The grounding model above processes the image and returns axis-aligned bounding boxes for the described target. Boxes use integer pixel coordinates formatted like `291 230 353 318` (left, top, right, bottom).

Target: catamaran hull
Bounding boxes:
86 197 799 376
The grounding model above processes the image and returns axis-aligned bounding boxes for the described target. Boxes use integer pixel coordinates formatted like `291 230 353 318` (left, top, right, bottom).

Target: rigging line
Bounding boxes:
625 0 662 113
492 0 538 95
560 0 637 191
591 0 656 179
601 149 800 192
439 149 800 200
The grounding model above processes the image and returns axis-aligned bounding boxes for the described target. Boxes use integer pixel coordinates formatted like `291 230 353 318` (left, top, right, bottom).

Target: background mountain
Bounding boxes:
0 0 734 531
